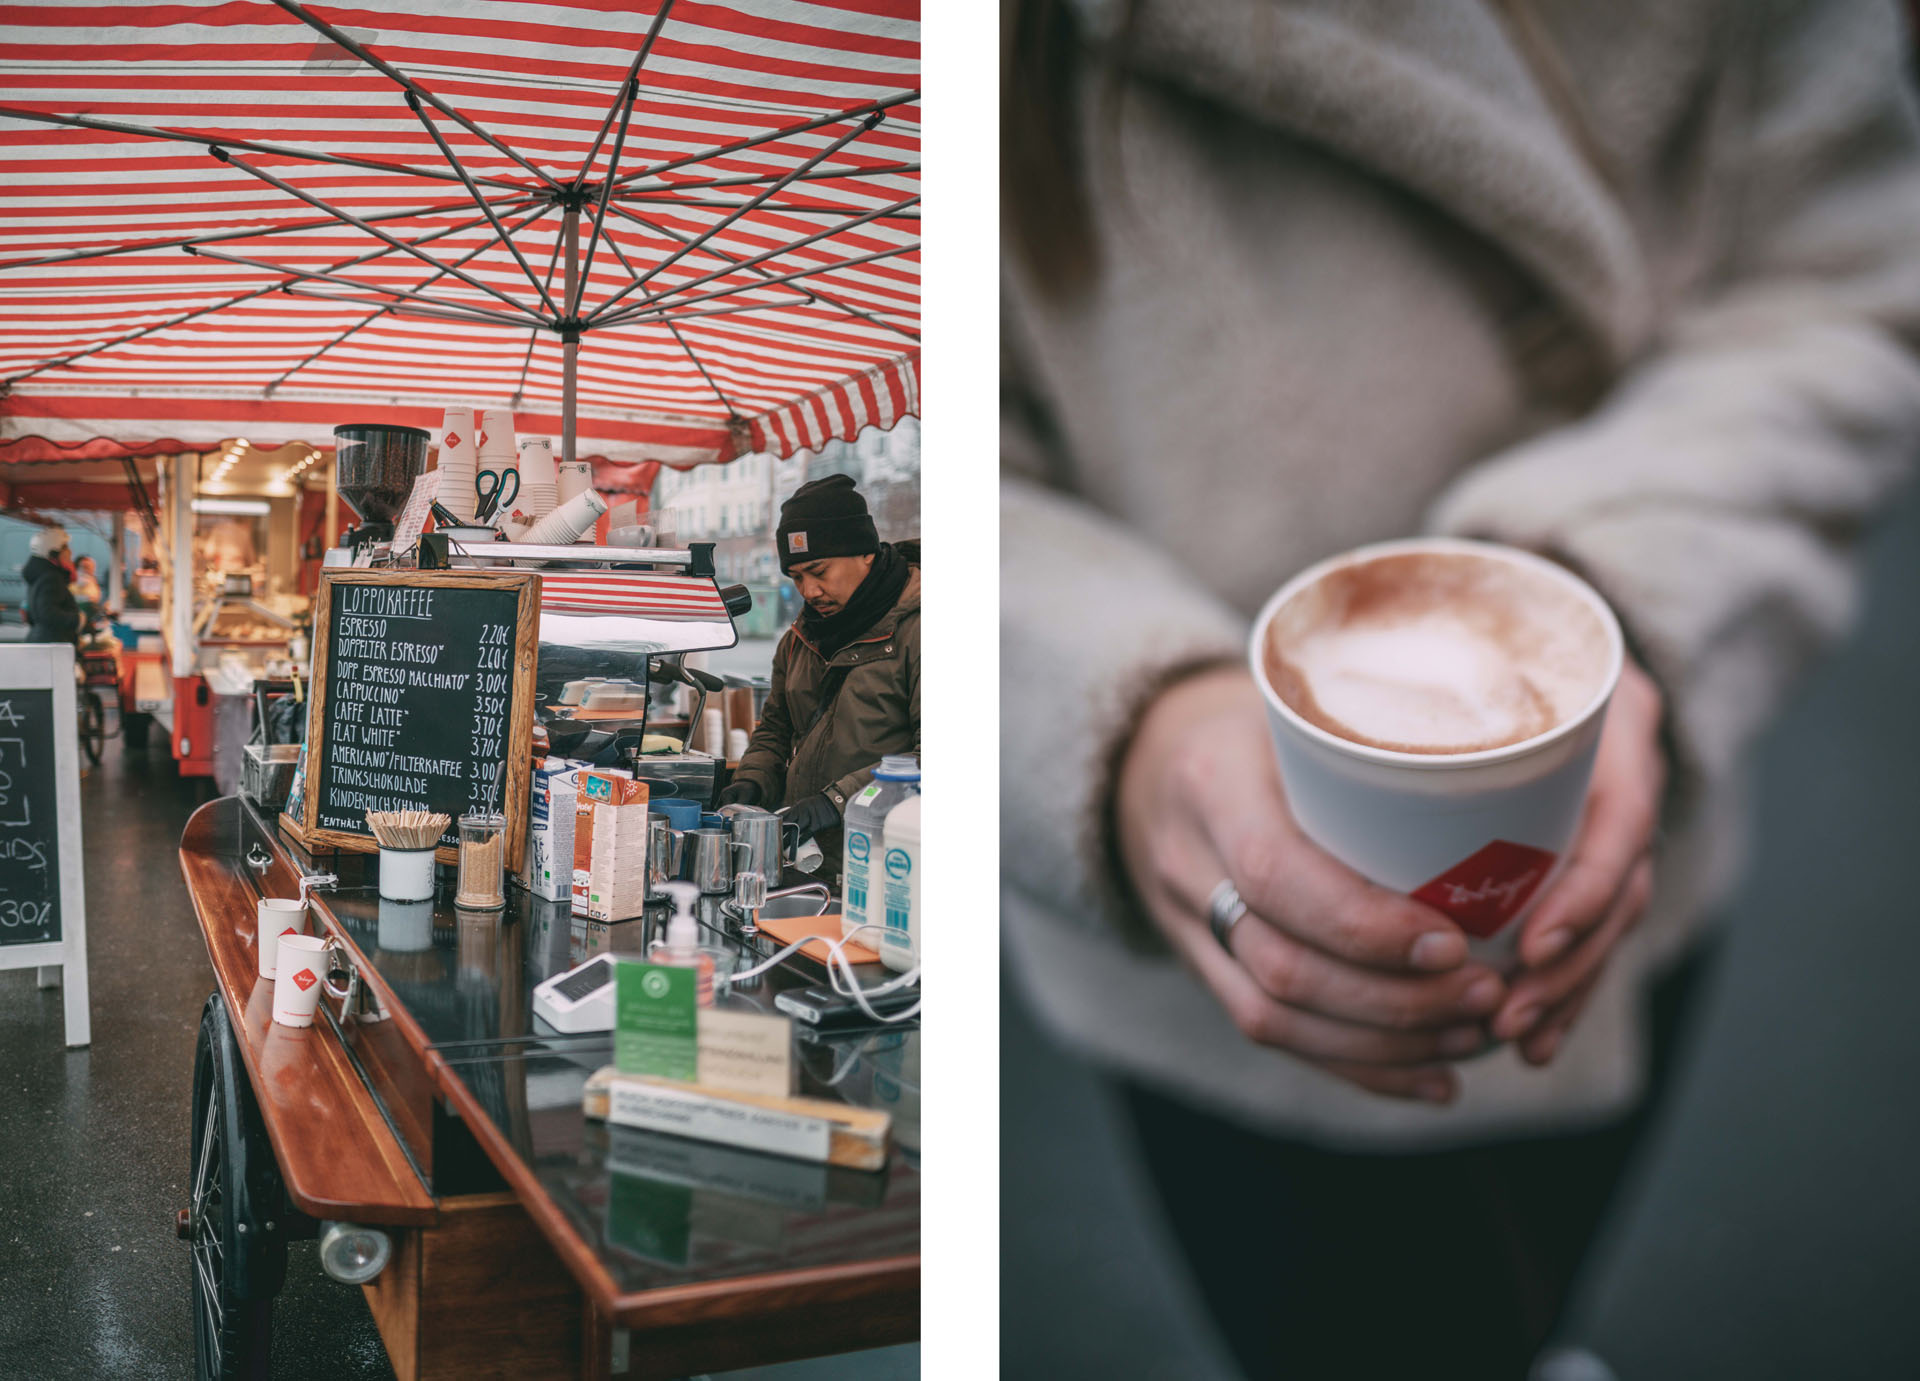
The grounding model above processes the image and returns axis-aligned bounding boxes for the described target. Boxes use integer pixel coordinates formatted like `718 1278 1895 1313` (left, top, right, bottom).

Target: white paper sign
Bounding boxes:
606 1080 831 1163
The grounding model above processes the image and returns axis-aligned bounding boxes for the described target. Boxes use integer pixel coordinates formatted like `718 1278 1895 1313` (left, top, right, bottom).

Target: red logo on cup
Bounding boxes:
475 428 489 448
444 430 461 450
290 968 317 991
1411 840 1556 938
279 926 300 937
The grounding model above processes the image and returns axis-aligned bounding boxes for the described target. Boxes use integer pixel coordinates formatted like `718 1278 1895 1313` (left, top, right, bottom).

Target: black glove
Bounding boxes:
717 779 763 808
779 791 840 842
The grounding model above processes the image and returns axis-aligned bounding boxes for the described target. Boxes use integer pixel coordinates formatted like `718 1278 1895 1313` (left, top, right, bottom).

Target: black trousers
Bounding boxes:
1123 942 1716 1381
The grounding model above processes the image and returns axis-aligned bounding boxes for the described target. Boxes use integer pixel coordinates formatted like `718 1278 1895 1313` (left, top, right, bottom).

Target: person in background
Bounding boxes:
1001 1 1920 1378
718 475 920 885
22 526 81 646
71 554 104 625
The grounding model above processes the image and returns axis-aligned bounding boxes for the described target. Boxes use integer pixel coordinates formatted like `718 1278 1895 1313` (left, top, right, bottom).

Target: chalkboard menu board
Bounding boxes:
0 689 60 945
292 570 540 868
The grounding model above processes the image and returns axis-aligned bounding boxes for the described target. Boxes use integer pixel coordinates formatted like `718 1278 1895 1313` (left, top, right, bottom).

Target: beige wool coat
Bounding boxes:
1002 0 1920 1148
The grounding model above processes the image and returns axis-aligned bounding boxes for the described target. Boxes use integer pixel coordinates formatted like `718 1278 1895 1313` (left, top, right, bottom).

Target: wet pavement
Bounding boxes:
0 737 914 1380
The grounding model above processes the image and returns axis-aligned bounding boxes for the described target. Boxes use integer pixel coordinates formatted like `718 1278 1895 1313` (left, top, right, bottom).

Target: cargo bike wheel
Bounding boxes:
76 690 105 766
184 993 289 1380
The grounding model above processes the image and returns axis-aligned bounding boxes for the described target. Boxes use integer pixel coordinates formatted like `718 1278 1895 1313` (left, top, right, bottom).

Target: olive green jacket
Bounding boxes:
734 567 920 876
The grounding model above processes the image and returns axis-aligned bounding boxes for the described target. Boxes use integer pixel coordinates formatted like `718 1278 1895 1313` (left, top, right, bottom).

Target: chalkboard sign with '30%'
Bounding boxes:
0 689 60 945
291 569 540 869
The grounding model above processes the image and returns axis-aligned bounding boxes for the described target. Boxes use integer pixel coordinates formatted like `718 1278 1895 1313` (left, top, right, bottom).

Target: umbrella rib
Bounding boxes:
6 284 281 384
626 162 918 194
407 95 559 316
210 147 548 323
607 293 816 327
268 205 550 393
0 195 538 274
598 195 918 320
587 114 884 325
267 0 568 195
574 0 677 186
572 79 641 319
4 204 514 383
602 200 917 342
613 198 918 217
664 318 737 415
281 286 531 329
513 219 572 407
0 104 531 194
615 90 919 188
187 247 534 326
596 242 917 329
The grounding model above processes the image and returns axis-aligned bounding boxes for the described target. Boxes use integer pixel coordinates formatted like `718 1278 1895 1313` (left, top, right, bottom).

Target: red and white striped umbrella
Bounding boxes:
0 1 920 472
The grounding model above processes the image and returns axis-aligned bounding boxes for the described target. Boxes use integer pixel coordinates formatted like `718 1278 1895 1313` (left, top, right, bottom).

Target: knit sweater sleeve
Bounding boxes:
1429 0 1920 787
1001 474 1246 932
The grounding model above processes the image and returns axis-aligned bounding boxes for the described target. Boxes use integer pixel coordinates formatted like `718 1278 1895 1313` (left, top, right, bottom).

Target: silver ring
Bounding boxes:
1207 879 1248 952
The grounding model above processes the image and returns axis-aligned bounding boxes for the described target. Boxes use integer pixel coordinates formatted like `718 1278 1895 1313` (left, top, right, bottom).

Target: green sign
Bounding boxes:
615 960 697 1082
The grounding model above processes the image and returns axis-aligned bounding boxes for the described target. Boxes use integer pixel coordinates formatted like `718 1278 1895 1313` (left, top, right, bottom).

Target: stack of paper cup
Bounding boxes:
517 436 559 522
476 408 518 520
521 488 609 545
438 407 478 522
556 459 593 508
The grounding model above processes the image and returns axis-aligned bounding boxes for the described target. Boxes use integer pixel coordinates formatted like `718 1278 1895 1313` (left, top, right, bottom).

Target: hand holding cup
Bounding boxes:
1116 667 1510 1105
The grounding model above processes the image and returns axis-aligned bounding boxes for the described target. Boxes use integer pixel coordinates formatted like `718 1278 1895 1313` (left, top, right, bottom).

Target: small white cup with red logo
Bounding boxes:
256 897 308 980
272 932 337 1028
1249 537 1624 969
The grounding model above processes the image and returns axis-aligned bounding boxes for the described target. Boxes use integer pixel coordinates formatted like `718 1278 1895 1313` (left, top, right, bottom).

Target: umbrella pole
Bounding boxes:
562 205 579 467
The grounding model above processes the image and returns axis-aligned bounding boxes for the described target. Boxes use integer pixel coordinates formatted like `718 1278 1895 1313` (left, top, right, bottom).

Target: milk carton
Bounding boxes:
572 769 651 921
517 758 584 901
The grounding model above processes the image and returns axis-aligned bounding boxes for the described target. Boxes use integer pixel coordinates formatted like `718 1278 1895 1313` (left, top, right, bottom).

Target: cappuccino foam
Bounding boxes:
1263 551 1610 755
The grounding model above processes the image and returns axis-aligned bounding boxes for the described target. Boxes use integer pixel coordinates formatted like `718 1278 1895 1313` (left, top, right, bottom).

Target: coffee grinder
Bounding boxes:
328 423 430 564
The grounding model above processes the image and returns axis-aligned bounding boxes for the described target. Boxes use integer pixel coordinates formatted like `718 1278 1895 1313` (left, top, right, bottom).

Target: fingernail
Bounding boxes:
1530 1029 1563 1064
1497 1004 1539 1041
1440 1026 1484 1057
1417 1075 1456 1104
1533 928 1573 964
1462 976 1503 1013
1411 931 1467 971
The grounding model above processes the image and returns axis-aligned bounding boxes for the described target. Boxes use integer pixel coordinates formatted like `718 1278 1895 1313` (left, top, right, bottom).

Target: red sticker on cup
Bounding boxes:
290 968 317 991
1411 840 1556 938
279 926 300 937
444 430 461 450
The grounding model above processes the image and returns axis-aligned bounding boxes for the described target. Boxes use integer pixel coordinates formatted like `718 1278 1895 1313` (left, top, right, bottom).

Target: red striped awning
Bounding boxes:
0 1 920 469
535 569 729 618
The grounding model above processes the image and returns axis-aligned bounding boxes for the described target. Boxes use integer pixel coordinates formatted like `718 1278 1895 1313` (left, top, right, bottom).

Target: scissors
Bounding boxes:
474 467 520 522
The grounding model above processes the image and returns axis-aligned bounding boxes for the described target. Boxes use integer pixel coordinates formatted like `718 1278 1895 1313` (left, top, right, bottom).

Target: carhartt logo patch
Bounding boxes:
290 968 318 992
788 531 808 553
1411 840 1556 938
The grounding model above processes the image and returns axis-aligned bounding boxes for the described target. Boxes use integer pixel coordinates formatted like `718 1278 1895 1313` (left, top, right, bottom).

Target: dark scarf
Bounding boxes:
799 542 910 659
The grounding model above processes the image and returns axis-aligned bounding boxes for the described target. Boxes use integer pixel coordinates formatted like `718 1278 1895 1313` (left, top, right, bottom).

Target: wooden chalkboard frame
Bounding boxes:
294 568 540 870
0 644 89 1047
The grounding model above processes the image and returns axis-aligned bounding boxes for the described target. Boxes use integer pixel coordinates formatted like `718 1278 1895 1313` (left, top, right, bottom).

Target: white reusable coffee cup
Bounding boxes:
256 897 308 980
438 406 478 521
1250 537 1624 966
272 933 336 1028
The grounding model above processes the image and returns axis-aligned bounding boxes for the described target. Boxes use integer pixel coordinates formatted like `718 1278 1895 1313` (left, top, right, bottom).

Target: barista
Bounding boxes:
718 475 919 885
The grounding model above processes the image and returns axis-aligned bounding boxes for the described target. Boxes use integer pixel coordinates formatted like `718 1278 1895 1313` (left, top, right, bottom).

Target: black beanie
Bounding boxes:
776 474 879 572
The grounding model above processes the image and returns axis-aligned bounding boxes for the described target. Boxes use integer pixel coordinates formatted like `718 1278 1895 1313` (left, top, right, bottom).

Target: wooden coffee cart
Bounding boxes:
175 548 918 1380
179 798 918 1380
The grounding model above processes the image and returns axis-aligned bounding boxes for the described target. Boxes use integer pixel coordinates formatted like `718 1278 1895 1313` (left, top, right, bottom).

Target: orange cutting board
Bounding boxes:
755 913 880 965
